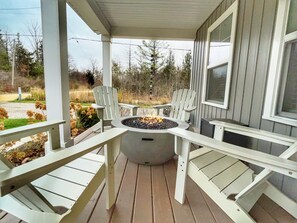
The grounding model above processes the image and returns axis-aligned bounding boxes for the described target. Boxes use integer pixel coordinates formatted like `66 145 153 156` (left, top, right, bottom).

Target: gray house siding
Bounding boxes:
191 0 297 201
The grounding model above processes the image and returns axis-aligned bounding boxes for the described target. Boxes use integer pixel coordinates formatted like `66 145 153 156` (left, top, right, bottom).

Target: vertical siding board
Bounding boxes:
195 36 202 127
207 8 218 119
226 0 246 120
197 25 207 126
240 0 264 125
191 39 199 126
197 26 206 126
201 22 209 121
250 0 277 129
233 0 254 122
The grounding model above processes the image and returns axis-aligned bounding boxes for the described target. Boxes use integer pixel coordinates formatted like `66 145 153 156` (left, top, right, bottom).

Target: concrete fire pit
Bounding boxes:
111 116 189 165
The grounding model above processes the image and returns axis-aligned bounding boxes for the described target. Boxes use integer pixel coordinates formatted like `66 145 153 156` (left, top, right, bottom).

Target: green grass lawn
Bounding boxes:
2 119 39 130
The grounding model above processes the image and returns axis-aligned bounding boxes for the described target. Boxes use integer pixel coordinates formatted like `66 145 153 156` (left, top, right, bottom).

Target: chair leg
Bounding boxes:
105 137 121 209
175 138 191 204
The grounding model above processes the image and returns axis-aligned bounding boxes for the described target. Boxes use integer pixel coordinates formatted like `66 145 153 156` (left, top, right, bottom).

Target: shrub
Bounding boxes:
27 87 46 101
0 107 8 119
69 89 95 103
76 106 99 129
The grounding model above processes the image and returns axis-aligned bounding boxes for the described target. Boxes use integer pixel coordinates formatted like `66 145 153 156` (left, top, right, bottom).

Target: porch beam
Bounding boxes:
102 35 112 87
67 0 110 36
111 27 196 40
41 0 73 147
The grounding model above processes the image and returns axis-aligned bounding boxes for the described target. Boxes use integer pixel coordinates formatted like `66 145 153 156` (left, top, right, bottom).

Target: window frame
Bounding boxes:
201 0 238 109
263 0 297 126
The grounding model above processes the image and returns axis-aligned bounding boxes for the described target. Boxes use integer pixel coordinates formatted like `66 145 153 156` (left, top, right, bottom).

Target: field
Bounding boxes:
0 88 170 106
0 93 30 102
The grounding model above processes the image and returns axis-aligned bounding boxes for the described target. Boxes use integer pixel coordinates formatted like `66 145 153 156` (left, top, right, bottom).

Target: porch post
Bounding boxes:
41 0 73 148
101 35 112 87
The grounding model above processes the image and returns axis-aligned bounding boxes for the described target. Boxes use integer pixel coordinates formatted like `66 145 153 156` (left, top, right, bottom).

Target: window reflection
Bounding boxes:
208 15 232 65
281 42 297 115
206 64 228 103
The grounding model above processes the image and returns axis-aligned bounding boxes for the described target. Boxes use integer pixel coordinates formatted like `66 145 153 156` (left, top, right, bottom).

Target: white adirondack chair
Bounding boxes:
169 121 297 223
0 120 127 223
92 86 139 132
153 89 196 122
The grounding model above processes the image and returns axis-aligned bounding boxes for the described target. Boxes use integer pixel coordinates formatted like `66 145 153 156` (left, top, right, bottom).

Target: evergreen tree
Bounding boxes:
85 70 95 87
15 33 33 76
162 50 176 91
137 40 168 98
180 51 192 88
0 31 10 71
112 61 123 89
30 41 44 77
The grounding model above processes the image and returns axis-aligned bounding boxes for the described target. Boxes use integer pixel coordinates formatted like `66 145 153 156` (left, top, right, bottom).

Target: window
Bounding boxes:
263 0 297 126
202 1 238 109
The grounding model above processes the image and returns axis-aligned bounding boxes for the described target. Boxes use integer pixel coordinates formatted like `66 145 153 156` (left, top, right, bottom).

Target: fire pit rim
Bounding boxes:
111 116 189 133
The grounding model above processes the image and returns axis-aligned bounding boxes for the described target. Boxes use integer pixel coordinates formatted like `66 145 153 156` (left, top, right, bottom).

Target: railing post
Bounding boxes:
46 124 61 153
132 107 137 116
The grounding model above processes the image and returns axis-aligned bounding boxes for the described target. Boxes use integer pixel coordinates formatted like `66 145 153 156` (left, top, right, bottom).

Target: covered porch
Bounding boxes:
0 0 297 222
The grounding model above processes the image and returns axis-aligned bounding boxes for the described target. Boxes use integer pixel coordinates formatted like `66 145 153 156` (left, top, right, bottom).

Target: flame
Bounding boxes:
139 115 164 125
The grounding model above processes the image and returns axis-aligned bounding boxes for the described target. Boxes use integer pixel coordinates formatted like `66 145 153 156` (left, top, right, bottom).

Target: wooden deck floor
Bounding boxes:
0 132 296 223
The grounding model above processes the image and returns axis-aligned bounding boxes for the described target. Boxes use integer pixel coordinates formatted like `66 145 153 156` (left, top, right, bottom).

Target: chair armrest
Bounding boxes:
153 104 172 116
169 128 297 179
118 103 139 109
153 104 172 109
0 120 65 144
91 103 105 109
0 128 127 197
183 106 197 112
210 120 296 146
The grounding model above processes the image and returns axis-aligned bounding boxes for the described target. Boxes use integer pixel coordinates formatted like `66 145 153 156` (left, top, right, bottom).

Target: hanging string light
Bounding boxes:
150 54 155 100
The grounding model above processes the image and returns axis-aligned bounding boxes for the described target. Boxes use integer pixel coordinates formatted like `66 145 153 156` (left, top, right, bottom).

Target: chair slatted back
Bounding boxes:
93 86 121 120
170 89 196 120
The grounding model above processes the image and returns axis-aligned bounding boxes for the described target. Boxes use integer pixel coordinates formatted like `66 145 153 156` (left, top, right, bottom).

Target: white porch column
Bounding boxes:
41 0 73 148
101 35 112 86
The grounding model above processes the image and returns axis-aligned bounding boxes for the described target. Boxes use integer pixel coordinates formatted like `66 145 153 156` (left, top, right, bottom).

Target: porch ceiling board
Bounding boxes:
66 0 223 40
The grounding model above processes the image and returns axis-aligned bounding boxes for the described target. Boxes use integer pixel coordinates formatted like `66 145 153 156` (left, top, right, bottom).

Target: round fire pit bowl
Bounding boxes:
111 116 189 165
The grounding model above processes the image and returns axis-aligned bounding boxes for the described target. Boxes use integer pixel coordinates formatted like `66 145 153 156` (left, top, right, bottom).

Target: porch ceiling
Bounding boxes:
67 0 222 40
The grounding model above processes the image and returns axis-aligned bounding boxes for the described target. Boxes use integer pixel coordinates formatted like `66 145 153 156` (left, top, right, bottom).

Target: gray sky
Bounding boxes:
0 0 193 70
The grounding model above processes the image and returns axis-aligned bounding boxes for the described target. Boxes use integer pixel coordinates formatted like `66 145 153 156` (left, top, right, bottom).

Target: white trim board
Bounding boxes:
201 0 238 109
263 0 297 127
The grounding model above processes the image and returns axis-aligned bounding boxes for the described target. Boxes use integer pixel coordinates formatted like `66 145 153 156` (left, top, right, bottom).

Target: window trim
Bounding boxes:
201 0 238 109
263 0 297 126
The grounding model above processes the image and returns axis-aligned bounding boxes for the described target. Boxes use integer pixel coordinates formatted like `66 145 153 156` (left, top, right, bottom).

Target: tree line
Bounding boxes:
112 40 191 98
0 30 191 98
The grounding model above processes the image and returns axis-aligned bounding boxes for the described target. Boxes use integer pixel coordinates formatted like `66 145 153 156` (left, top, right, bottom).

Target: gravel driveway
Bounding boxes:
0 102 45 119
0 102 155 119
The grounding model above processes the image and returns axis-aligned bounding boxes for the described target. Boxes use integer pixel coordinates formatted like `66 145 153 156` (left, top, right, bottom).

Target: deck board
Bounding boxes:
164 159 196 223
152 165 175 222
249 203 278 223
87 152 128 223
1 130 296 223
133 165 153 223
200 190 234 223
110 161 138 223
185 177 217 223
257 195 297 223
